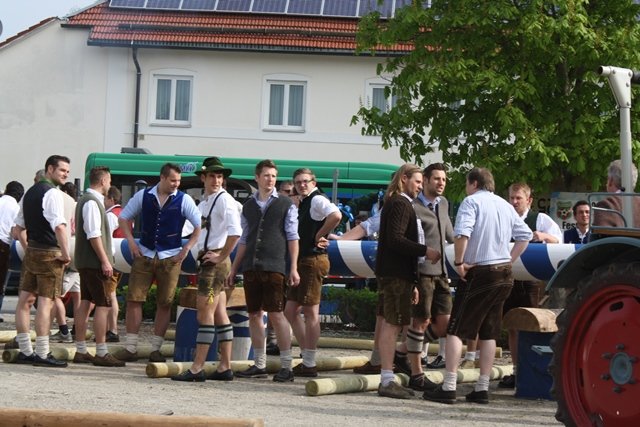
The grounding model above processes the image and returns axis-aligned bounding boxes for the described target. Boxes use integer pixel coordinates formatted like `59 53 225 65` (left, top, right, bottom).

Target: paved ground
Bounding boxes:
0 297 561 426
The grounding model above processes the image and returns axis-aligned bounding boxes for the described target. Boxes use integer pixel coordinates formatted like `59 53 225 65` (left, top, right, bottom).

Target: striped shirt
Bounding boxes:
454 190 532 266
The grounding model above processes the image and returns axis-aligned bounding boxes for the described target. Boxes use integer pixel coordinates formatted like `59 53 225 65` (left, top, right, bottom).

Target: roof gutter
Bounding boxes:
132 46 141 149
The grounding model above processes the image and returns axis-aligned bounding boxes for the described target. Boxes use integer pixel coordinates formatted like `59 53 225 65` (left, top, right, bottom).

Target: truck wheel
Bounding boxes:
550 262 640 427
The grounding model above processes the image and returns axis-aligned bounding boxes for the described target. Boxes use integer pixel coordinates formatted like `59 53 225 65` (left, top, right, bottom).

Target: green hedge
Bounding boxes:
117 284 181 322
323 287 378 332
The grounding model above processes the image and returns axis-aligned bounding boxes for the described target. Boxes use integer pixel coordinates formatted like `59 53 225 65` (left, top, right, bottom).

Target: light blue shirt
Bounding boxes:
239 188 299 245
454 190 532 266
120 185 201 259
416 192 441 209
360 211 381 237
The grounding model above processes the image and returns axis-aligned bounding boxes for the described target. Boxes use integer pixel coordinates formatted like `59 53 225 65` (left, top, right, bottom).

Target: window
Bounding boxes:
150 72 193 126
366 81 396 114
263 75 307 131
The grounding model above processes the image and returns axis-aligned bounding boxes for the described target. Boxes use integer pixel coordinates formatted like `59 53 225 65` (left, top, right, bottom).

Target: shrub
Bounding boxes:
118 284 181 322
323 287 378 332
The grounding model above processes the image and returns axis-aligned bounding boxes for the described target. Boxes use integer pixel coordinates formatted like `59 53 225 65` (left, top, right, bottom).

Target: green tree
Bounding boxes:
353 0 640 198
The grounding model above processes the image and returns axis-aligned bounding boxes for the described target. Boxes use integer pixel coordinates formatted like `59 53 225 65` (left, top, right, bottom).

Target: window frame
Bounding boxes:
149 70 194 127
365 77 396 114
262 74 308 132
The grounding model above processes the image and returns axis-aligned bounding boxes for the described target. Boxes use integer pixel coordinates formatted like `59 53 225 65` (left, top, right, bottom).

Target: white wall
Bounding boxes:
0 22 442 191
0 22 109 188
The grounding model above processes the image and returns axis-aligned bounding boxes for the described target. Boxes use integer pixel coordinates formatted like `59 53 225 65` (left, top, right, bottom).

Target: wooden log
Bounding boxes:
146 355 369 378
503 307 562 332
226 288 246 308
3 344 175 363
306 373 409 396
305 366 514 396
0 330 92 343
294 337 502 357
0 407 263 427
179 286 198 309
0 330 35 343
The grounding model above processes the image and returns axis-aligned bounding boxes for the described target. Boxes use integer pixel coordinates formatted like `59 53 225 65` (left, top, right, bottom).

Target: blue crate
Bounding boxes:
515 331 554 400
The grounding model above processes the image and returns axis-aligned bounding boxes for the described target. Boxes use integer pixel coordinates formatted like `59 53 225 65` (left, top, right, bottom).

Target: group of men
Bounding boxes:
6 155 344 385
4 153 633 402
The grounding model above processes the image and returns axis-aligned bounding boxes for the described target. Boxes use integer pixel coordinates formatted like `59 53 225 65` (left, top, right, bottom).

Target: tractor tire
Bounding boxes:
550 262 640 427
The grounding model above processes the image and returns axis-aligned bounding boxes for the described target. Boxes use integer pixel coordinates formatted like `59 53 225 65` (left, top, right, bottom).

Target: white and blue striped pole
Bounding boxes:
10 239 579 281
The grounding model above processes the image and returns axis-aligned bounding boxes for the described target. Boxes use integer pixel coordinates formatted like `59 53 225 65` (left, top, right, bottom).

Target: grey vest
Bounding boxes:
414 197 454 276
74 191 113 270
241 196 292 275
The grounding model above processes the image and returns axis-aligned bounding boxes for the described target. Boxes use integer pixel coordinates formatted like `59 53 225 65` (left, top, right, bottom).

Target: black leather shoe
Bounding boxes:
465 389 489 404
208 369 234 381
393 354 411 375
427 355 446 370
266 342 280 356
408 374 439 392
423 385 456 404
272 368 294 382
236 365 268 378
15 352 36 364
171 369 206 382
33 353 68 368
498 374 516 389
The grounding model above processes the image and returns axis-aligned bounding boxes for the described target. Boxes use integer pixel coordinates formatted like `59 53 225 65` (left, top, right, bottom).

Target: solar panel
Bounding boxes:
109 0 146 8
252 0 287 14
287 0 322 15
181 0 216 10
323 0 358 17
358 0 394 18
146 0 182 9
216 0 252 12
109 0 422 18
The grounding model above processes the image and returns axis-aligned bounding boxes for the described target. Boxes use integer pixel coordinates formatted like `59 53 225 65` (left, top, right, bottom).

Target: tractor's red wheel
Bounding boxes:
550 262 640 427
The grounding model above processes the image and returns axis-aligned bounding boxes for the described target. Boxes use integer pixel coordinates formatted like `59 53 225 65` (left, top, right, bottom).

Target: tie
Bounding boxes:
434 203 445 274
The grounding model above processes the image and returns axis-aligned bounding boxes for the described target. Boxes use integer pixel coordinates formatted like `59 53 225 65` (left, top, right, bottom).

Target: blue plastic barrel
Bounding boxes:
173 307 219 362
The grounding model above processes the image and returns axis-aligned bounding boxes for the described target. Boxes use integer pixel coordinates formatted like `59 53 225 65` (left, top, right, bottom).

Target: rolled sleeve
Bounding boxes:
284 204 299 241
310 196 340 221
181 195 201 229
82 200 103 239
453 198 476 238
43 189 67 231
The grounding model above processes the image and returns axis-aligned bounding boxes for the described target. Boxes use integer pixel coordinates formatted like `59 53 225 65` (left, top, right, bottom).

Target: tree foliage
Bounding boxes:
353 0 640 198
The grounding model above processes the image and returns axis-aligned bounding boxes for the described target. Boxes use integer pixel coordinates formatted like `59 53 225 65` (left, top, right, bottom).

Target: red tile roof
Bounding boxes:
62 1 411 54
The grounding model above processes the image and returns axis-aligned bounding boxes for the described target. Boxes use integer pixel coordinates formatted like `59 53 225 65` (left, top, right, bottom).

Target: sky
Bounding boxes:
0 0 99 43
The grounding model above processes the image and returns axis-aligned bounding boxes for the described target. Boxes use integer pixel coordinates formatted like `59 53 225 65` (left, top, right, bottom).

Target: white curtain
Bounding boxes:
288 84 304 126
269 84 285 125
156 79 171 120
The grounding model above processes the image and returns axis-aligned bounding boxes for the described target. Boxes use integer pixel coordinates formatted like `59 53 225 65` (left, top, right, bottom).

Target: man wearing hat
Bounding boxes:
172 157 242 382
114 163 201 362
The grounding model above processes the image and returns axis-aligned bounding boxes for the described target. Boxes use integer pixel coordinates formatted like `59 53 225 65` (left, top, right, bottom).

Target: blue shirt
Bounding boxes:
120 185 201 259
239 188 299 245
454 190 532 265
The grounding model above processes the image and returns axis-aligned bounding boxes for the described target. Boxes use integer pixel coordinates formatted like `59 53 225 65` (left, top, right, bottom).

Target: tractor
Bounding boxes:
548 67 640 426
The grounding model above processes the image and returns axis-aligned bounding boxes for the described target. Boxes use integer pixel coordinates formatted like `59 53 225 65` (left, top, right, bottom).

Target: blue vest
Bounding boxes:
139 188 186 252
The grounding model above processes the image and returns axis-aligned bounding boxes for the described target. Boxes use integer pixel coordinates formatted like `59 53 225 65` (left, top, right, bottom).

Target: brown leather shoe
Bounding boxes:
93 353 126 367
353 361 381 375
73 351 95 364
378 381 415 399
148 350 166 363
292 363 318 377
112 348 139 362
